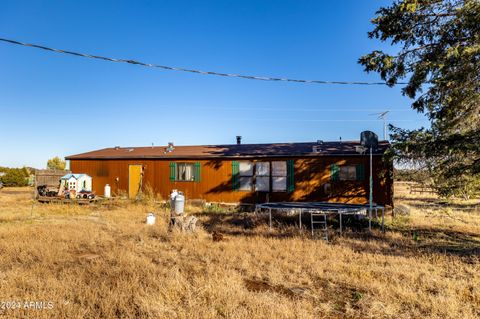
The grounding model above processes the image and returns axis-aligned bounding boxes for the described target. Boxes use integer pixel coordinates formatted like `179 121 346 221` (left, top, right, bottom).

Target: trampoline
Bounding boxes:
255 202 385 236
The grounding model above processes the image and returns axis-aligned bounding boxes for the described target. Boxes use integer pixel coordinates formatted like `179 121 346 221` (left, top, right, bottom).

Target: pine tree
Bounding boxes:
359 0 480 198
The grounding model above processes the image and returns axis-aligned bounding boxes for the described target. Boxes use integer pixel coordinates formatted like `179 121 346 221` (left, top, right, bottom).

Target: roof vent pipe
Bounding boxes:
236 136 242 145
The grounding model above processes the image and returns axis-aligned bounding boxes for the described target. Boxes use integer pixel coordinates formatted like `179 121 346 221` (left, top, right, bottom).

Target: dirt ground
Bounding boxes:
0 186 479 318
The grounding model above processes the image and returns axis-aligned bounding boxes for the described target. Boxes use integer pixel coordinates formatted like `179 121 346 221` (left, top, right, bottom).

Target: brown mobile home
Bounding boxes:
66 139 393 206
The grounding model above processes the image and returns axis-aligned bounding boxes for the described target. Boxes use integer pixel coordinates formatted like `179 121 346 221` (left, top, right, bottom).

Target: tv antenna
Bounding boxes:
369 111 389 140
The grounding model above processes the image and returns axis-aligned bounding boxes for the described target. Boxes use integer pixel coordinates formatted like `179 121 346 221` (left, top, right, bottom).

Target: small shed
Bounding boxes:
60 174 92 193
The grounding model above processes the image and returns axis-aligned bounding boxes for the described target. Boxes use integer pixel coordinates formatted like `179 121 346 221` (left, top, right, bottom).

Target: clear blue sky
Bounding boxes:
0 0 428 168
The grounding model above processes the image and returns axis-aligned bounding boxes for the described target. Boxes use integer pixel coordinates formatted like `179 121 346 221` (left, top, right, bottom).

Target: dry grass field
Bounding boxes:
0 185 479 319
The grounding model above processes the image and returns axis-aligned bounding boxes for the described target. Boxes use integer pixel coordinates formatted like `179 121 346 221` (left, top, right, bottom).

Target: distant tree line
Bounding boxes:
0 156 67 187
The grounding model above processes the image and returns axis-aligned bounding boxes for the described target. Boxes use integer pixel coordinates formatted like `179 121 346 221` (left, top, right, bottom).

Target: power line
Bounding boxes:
0 37 407 86
1 105 414 112
237 118 419 122
147 106 413 112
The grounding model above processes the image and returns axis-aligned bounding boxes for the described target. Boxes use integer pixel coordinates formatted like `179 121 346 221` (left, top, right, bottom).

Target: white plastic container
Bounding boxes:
104 184 111 198
146 213 156 225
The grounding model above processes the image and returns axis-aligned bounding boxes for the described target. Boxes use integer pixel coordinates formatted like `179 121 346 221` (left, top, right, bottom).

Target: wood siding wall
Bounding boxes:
70 156 393 206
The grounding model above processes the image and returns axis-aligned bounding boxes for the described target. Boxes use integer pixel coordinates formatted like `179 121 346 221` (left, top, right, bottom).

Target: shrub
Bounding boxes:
0 168 29 187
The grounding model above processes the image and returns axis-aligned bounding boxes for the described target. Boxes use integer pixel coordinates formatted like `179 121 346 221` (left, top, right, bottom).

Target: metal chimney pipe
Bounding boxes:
236 136 242 145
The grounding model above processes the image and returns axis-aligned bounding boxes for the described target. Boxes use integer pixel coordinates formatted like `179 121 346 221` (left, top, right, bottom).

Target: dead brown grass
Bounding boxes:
0 186 479 318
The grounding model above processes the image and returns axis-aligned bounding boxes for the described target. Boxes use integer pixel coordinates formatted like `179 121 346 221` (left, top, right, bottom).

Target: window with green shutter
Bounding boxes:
330 164 339 182
287 159 295 192
356 164 365 181
231 161 240 191
194 162 201 182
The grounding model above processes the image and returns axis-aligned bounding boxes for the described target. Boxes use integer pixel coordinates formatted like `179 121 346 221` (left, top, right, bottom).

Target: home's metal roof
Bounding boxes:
60 173 90 179
66 141 390 160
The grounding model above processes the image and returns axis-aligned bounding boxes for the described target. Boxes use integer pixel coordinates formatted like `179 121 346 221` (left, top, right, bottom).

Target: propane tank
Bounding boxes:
104 184 111 198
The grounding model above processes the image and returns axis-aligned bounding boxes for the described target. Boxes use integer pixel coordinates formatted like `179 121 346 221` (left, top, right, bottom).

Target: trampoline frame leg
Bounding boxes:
269 208 272 230
298 209 301 230
339 211 343 235
381 208 385 233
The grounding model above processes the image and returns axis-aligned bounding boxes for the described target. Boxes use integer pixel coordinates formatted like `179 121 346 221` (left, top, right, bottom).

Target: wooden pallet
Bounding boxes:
37 196 99 204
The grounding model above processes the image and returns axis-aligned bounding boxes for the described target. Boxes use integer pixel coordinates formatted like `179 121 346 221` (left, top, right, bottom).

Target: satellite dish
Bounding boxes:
360 131 378 149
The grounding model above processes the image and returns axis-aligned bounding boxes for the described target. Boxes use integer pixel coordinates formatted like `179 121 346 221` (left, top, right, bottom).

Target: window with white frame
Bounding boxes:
176 163 195 181
339 165 357 181
255 162 270 192
239 161 253 191
272 161 287 192
233 160 291 192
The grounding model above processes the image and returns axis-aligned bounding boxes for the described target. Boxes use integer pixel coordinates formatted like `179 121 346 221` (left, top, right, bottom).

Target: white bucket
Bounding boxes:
146 213 156 225
104 184 111 198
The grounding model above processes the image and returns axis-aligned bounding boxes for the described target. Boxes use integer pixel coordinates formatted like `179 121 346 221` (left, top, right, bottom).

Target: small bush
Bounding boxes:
0 168 29 187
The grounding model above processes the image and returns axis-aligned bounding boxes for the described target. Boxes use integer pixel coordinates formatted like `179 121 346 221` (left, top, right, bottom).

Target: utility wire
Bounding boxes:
0 37 407 86
0 104 413 112
135 106 413 112
236 118 420 122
